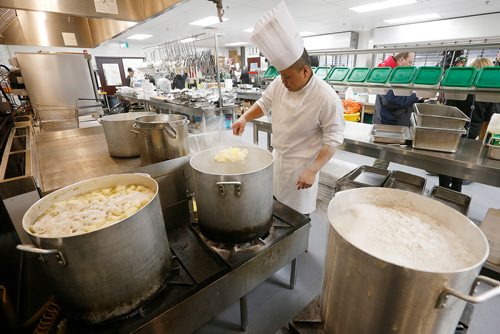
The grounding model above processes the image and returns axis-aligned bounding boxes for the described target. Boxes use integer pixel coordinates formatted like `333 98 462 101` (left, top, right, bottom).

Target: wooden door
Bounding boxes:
95 57 126 95
247 57 261 73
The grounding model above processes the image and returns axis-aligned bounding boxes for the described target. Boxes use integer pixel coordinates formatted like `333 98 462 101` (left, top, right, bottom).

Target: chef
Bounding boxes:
232 1 345 215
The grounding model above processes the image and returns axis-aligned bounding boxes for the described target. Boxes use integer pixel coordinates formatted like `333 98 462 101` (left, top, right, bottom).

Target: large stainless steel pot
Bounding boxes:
132 114 189 166
98 112 154 157
17 173 172 323
190 146 273 243
322 188 500 334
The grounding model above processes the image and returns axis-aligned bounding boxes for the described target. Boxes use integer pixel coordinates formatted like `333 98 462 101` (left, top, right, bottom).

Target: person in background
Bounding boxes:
453 55 467 67
240 66 251 84
232 49 345 215
373 52 420 169
439 57 500 192
125 67 135 87
172 70 187 90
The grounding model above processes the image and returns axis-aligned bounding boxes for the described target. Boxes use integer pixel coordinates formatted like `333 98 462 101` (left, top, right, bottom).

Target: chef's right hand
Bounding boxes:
232 116 246 136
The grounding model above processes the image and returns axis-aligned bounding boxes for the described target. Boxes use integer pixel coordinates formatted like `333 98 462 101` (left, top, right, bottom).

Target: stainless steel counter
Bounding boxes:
252 117 500 187
116 93 236 131
35 126 141 194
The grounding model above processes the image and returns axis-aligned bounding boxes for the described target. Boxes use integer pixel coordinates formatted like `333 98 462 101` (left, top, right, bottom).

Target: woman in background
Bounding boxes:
439 57 500 192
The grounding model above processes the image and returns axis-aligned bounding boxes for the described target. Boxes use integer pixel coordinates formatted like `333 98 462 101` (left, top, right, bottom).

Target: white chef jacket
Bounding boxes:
256 75 345 214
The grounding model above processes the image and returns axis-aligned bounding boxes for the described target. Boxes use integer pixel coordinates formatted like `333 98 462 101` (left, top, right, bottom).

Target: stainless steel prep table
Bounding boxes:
116 93 236 131
251 117 500 187
35 126 141 195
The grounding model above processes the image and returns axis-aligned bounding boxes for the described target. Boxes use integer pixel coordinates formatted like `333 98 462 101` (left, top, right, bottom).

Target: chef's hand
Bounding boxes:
232 116 246 136
297 168 316 190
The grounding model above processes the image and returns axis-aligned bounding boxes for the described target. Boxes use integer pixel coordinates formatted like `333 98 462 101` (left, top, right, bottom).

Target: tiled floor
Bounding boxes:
195 123 500 334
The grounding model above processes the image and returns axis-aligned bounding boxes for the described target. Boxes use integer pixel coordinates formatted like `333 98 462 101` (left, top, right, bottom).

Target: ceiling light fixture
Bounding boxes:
300 32 315 37
127 34 152 40
180 37 197 43
189 16 229 27
226 42 247 46
242 28 254 33
350 0 416 13
384 13 440 24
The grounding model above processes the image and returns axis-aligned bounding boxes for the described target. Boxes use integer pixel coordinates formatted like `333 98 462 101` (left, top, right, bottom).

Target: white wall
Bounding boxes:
373 13 500 45
354 30 374 67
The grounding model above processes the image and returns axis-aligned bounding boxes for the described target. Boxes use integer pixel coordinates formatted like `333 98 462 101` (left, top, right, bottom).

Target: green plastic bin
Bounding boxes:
327 67 350 82
263 66 279 79
474 67 500 89
366 67 392 84
346 67 370 83
388 66 417 85
441 67 477 87
314 66 331 80
412 66 443 85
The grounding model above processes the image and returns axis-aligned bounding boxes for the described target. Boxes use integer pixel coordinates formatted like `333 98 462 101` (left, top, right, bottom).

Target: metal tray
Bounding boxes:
383 170 426 194
371 124 412 144
488 145 500 160
335 165 390 193
429 186 471 215
411 113 466 153
413 103 470 129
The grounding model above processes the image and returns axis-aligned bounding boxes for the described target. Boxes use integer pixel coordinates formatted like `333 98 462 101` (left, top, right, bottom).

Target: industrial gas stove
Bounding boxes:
50 200 310 334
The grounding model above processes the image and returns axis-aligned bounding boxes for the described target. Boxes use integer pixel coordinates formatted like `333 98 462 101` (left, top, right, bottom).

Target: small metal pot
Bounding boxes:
190 146 273 243
98 112 155 157
322 188 500 334
132 114 190 166
17 173 172 323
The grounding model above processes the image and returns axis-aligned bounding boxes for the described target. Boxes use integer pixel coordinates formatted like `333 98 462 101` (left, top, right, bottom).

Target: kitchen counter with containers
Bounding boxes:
252 115 500 187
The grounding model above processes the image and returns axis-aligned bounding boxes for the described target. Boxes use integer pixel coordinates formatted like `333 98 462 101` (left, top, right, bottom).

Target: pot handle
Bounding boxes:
216 181 242 198
17 244 67 267
436 275 500 308
162 123 177 139
97 118 102 124
130 124 145 136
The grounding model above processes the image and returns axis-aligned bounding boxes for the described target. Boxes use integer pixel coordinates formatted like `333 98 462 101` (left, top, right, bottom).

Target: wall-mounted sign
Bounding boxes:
94 0 119 15
62 32 78 46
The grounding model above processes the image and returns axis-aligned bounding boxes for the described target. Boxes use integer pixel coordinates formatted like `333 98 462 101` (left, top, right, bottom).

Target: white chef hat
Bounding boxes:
250 1 304 71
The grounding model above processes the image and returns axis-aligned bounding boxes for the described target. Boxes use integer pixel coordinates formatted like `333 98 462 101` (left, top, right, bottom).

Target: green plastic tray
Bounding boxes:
441 67 477 87
263 66 279 79
346 67 370 83
412 66 443 85
474 67 500 89
388 66 417 85
366 67 392 84
314 66 331 80
327 67 350 82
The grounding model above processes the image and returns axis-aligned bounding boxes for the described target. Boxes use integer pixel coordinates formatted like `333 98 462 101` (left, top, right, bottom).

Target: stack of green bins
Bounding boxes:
388 66 417 96
346 67 370 83
314 66 332 80
326 67 350 82
365 67 392 94
474 66 500 102
441 66 477 100
412 66 443 98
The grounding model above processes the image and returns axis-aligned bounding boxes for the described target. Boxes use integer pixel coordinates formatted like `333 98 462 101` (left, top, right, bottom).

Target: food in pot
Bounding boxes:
29 184 154 237
213 147 249 163
334 203 476 272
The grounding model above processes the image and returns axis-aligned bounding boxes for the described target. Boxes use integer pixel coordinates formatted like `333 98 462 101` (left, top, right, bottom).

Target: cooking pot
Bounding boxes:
321 188 500 334
132 114 189 166
98 112 154 157
190 145 273 243
17 173 172 323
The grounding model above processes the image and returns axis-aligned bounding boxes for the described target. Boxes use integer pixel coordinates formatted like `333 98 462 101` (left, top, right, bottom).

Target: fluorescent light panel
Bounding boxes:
189 16 229 26
350 0 416 13
384 13 440 24
300 32 315 37
242 28 254 32
180 37 197 43
127 34 152 40
226 42 247 46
